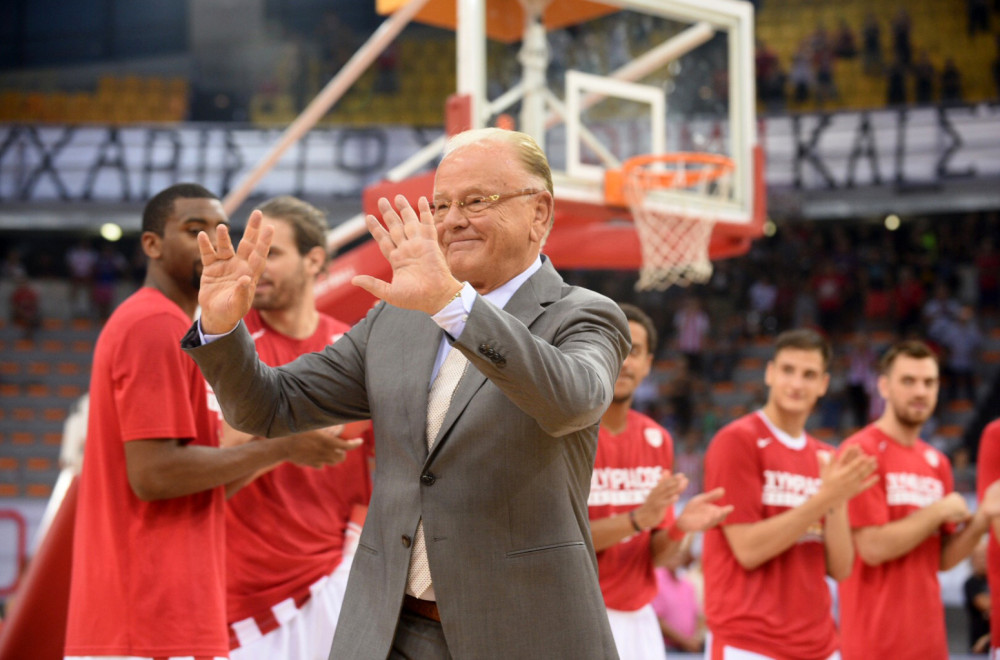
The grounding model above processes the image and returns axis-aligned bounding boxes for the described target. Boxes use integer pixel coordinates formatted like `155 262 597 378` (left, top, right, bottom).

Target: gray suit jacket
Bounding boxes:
183 258 629 659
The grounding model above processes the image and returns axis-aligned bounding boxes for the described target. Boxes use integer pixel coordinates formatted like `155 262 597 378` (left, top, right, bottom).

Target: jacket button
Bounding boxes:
421 473 436 485
402 535 412 548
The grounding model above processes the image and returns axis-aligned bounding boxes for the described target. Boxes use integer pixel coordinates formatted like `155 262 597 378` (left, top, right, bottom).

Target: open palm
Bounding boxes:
197 210 273 334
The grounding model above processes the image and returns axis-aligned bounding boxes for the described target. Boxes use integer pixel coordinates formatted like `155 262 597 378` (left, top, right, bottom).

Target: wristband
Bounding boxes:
667 522 686 542
628 510 643 533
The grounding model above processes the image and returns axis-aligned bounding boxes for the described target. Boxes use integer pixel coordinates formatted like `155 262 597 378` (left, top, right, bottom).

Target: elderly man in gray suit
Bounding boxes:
183 128 630 659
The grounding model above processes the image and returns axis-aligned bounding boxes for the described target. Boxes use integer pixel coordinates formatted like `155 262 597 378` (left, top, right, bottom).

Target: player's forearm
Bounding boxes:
823 504 855 581
853 503 949 566
125 437 290 501
724 492 834 570
941 510 990 570
590 512 642 552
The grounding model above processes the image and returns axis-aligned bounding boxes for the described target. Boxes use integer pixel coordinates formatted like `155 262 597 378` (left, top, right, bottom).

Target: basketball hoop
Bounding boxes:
622 152 735 291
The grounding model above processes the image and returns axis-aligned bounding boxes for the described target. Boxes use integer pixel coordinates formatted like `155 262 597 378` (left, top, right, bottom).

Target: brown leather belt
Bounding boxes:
402 594 441 622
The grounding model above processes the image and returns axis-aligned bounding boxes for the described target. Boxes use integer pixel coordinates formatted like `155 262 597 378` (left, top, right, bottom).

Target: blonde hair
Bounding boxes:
443 128 555 241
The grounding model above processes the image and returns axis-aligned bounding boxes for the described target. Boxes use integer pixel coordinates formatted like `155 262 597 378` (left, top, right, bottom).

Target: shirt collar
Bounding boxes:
756 409 808 450
481 256 542 310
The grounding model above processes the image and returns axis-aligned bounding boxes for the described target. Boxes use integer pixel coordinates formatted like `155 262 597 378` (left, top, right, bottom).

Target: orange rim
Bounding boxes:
622 152 735 190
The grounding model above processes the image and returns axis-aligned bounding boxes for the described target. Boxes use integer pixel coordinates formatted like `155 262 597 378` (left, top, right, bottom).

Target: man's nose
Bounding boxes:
439 203 468 228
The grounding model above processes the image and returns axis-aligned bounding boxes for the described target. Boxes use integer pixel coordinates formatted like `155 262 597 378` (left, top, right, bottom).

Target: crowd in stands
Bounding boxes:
756 1 1000 112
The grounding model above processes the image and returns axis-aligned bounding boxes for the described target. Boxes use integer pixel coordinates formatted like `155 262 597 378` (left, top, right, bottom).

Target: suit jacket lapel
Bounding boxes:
425 259 563 465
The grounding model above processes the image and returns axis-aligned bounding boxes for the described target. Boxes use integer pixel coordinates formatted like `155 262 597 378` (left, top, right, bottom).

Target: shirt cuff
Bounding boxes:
198 318 239 344
431 282 474 338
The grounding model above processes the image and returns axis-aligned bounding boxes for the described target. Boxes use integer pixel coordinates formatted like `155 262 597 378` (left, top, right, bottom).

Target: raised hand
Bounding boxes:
633 472 688 530
676 487 734 533
819 445 879 506
351 195 463 314
197 210 274 334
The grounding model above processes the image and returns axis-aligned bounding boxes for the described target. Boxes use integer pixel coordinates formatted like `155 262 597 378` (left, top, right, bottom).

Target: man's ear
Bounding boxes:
304 245 327 277
529 191 554 243
140 231 162 260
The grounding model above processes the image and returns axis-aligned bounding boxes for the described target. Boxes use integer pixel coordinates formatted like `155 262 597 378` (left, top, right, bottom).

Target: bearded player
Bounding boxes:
588 303 732 660
840 340 1000 660
222 196 373 660
702 328 879 660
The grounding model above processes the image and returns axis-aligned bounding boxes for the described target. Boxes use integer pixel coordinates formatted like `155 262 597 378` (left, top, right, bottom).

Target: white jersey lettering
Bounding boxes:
761 469 822 508
589 465 663 506
886 471 945 508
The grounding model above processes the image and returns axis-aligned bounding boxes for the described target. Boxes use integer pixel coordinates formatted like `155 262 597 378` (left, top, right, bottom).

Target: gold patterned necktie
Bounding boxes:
406 346 468 598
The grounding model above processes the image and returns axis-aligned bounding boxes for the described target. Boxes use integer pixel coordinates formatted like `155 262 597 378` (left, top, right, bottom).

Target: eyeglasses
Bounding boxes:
431 189 543 221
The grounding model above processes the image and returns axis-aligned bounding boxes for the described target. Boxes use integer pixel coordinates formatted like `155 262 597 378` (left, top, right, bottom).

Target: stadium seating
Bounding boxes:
0 318 96 498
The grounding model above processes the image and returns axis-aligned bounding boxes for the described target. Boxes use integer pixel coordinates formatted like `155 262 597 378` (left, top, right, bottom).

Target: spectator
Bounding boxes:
763 62 788 112
976 236 1000 310
747 273 778 336
66 238 97 318
894 266 925 335
891 8 912 67
812 260 848 335
674 295 710 376
952 446 977 495
9 273 41 340
964 539 991 653
651 541 705 653
886 57 908 106
374 42 399 94
708 315 742 383
968 0 991 35
938 305 983 403
942 58 964 104
792 280 819 329
91 243 128 321
809 23 832 63
913 51 936 104
862 275 892 329
755 40 779 100
1 248 27 279
675 430 706 499
665 361 697 437
814 47 837 107
790 44 814 104
862 12 883 75
833 19 858 59
845 333 878 429
923 281 962 331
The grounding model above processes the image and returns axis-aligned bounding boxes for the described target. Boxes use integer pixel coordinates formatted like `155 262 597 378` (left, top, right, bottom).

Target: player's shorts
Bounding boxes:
704 633 841 660
606 603 668 660
228 518 361 660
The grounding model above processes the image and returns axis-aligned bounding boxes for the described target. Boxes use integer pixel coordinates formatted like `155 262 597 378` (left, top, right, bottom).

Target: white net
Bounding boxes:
623 153 734 291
